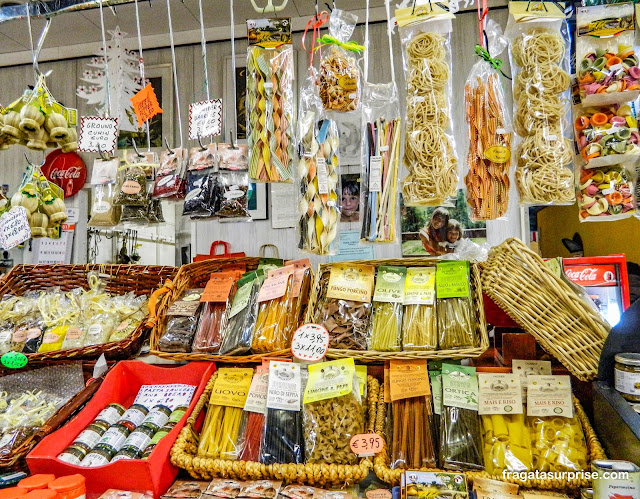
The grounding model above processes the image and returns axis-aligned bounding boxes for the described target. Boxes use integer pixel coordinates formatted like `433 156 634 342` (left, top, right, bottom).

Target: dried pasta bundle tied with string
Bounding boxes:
506 12 575 205
398 11 458 207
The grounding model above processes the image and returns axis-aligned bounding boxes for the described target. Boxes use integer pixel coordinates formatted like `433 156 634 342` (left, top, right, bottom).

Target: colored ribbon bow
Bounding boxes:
315 35 365 54
475 44 511 79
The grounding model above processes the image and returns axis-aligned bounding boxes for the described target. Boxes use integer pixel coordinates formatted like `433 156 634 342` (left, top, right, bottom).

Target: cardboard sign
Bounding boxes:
0 207 31 250
291 323 329 362
78 116 119 153
188 99 223 139
349 433 383 456
130 83 163 127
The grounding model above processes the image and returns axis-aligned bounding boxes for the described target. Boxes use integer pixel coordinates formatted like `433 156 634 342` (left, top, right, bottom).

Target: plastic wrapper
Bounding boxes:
148 199 165 223
0 322 14 355
247 44 294 182
21 318 45 354
37 324 68 352
578 163 636 221
464 21 512 221
318 9 362 113
237 411 265 462
526 414 589 472
297 69 340 255
481 413 533 474
440 405 484 471
158 316 199 353
120 205 148 224
315 297 371 351
198 405 245 460
260 408 304 464
109 307 146 343
113 164 147 207
88 183 121 227
216 173 250 219
153 148 187 199
360 83 401 242
574 103 640 166
400 17 458 207
183 169 216 217
391 395 437 469
402 303 437 350
369 302 402 352
436 295 478 349
252 274 296 353
84 312 117 346
577 4 639 106
506 15 575 206
61 323 87 350
220 274 261 356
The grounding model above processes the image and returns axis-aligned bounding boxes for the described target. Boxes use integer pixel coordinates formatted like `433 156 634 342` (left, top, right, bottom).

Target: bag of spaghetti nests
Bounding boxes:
317 9 364 113
302 358 364 465
435 261 478 350
368 266 406 352
314 263 375 351
402 267 437 350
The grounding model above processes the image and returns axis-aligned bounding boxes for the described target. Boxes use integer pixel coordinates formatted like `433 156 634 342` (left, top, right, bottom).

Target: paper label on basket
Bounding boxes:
244 366 269 414
350 433 383 457
373 266 406 304
291 323 329 362
369 156 382 192
478 373 523 415
442 364 478 411
134 383 197 410
304 358 356 403
316 157 329 195
327 263 375 303
436 261 471 299
356 365 367 397
430 372 442 415
267 361 302 411
526 375 573 418
366 490 392 499
212 368 254 408
229 279 255 318
404 267 436 305
512 360 552 398
258 273 291 303
167 289 204 316
389 360 430 402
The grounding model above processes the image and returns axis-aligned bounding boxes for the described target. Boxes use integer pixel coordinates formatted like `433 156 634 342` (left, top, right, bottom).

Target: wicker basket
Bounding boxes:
148 257 294 363
481 239 610 381
0 361 110 471
305 259 489 362
0 264 176 363
373 392 606 491
170 371 380 486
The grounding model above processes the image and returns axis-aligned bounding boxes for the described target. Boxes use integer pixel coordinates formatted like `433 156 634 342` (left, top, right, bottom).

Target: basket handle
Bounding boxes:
259 244 279 258
146 279 174 328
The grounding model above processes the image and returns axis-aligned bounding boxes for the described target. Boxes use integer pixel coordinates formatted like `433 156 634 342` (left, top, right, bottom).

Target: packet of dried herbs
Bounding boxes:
216 172 250 219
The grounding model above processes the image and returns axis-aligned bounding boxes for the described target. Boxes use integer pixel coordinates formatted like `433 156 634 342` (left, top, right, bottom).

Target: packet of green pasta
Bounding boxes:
436 261 478 349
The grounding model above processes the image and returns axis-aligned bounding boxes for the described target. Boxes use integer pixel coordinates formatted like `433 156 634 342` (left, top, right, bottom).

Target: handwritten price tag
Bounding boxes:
366 490 392 499
0 207 31 250
189 99 222 139
291 323 329 362
78 116 119 153
1 352 28 369
349 433 383 457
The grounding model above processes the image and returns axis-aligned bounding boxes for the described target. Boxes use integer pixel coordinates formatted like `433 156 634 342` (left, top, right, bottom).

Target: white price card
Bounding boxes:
291 323 329 362
0 207 30 250
78 116 119 154
369 156 382 192
188 99 222 139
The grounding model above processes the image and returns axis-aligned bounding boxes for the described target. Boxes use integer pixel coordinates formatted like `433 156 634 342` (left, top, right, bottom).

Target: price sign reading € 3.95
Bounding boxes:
290 323 329 362
350 433 383 457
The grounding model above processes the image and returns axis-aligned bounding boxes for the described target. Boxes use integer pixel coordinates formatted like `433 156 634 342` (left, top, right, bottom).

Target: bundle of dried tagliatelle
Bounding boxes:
368 266 406 352
436 261 478 350
303 359 364 465
402 267 438 350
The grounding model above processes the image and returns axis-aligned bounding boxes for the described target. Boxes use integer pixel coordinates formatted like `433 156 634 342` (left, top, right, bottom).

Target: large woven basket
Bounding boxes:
373 391 606 491
481 238 610 381
148 257 295 363
305 259 489 361
0 264 176 363
170 371 380 486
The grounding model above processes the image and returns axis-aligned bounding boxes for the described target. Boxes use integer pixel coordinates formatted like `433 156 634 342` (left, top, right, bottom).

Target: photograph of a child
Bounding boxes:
401 190 487 257
340 174 360 222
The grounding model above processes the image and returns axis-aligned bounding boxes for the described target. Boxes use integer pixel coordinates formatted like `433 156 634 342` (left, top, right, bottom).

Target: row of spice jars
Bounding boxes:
57 402 187 466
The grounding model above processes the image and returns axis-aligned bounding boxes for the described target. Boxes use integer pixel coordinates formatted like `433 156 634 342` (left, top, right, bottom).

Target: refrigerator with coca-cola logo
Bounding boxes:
563 255 630 326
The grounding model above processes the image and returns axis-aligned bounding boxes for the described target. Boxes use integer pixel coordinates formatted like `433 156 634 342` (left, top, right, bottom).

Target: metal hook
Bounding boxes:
249 0 289 13
229 130 239 150
164 136 175 155
131 137 144 158
197 133 207 151
325 2 332 12
97 144 109 161
24 151 46 168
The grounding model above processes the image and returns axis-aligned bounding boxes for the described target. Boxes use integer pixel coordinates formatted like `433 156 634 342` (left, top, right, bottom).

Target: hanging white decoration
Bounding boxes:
76 27 144 132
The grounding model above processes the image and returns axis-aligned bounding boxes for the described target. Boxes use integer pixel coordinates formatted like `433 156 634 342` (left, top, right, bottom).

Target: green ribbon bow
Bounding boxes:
316 35 365 54
475 45 504 71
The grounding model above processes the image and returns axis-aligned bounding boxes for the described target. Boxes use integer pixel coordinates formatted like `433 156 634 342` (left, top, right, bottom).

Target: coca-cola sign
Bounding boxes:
42 150 87 198
564 264 617 287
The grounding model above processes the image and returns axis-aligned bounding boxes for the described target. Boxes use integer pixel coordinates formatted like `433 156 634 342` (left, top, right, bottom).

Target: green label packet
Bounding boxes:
436 261 471 299
373 266 407 303
442 363 478 411
229 272 258 318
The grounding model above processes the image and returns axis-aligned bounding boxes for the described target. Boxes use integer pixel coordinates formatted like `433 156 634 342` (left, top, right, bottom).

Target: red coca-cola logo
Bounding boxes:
564 265 617 287
42 150 87 198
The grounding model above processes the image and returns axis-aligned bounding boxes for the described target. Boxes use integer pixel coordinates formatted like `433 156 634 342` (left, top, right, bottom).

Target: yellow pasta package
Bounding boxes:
252 269 296 353
402 267 437 350
369 266 406 352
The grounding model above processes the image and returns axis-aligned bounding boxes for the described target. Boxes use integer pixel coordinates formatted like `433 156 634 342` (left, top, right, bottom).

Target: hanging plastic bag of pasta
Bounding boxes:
313 263 375 351
505 1 574 206
261 361 304 464
478 372 532 474
198 367 254 460
368 266 406 352
153 147 188 199
525 375 589 472
246 18 294 183
440 363 484 471
388 360 437 469
297 67 340 255
402 267 437 351
397 3 458 207
463 20 513 221
303 358 364 465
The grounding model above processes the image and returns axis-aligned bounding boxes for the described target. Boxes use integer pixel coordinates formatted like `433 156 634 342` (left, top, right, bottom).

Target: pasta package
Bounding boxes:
577 164 636 221
198 368 254 460
526 375 588 472
314 263 375 350
464 21 512 221
238 365 269 461
153 148 188 200
369 266 406 352
576 4 639 107
506 2 575 206
402 267 437 351
252 269 296 353
157 289 204 353
220 271 263 356
478 373 531 475
397 6 457 207
303 358 364 464
246 18 294 183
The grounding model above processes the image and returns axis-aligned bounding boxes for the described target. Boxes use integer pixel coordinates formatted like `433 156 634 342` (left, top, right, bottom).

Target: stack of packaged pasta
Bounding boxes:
314 262 479 353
